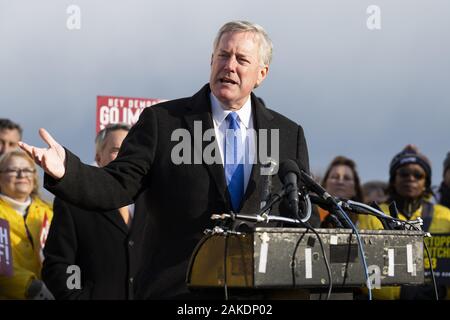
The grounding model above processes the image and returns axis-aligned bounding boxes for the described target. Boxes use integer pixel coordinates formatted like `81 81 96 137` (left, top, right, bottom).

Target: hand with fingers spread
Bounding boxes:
19 128 66 179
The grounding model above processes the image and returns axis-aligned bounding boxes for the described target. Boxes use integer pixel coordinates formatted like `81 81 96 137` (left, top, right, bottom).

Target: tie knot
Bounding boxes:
226 112 240 129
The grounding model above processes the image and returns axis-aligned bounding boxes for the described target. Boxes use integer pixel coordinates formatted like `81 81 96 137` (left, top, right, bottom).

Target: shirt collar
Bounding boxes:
0 194 32 216
210 93 252 129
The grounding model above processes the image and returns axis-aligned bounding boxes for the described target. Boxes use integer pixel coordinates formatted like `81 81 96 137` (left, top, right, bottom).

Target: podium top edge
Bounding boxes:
253 227 425 236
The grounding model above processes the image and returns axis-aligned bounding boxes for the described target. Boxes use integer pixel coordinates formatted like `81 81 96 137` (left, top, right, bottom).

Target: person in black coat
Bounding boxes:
22 21 310 299
42 124 150 299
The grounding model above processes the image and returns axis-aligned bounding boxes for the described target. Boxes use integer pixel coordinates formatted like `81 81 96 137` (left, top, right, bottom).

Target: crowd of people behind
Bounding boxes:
1 116 449 300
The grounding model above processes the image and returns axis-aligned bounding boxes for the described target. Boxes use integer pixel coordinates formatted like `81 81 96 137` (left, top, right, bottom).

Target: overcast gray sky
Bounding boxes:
1 0 449 192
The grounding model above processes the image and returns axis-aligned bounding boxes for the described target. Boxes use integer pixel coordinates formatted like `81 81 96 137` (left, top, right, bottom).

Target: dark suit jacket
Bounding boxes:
45 84 310 299
42 196 150 300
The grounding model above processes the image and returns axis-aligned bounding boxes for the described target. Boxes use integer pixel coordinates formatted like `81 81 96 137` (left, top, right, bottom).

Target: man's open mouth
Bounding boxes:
220 78 238 85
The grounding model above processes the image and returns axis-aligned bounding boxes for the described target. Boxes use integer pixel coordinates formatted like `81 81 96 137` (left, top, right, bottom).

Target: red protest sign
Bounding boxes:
96 95 167 133
0 218 13 277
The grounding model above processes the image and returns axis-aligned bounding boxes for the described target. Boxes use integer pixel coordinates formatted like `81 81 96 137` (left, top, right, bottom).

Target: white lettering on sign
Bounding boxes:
99 106 144 130
0 226 11 266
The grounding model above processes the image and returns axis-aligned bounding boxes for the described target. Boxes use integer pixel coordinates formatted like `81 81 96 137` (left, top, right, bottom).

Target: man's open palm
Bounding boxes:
19 128 66 179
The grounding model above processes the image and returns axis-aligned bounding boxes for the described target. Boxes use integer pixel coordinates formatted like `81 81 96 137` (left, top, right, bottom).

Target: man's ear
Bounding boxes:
255 65 269 88
95 153 101 166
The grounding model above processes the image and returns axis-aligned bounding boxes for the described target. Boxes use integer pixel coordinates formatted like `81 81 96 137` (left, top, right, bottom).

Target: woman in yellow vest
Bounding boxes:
0 150 53 299
359 145 450 299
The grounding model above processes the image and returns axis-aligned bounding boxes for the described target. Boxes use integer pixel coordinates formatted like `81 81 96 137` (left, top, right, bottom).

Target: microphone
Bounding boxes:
309 194 334 211
260 158 278 210
311 195 371 215
278 160 300 217
298 168 353 228
299 169 334 205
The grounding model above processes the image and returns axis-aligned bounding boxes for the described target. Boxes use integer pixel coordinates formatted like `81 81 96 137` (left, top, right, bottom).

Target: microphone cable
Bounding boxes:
333 202 373 300
346 200 438 300
423 239 439 300
390 219 439 300
291 230 307 289
294 224 333 300
291 207 333 300
223 231 230 300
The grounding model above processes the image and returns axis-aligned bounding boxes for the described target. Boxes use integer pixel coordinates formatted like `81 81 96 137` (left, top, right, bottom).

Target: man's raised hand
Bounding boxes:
19 128 66 179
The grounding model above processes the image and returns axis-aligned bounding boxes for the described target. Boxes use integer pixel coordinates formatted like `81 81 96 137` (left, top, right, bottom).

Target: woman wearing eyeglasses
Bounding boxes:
359 145 450 300
318 156 364 226
0 150 53 299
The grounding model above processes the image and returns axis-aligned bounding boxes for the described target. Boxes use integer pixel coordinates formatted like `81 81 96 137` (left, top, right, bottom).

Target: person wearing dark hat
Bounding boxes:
359 144 450 300
434 152 450 209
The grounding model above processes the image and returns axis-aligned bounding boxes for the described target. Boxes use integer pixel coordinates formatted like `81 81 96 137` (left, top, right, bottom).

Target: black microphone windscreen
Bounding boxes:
278 159 300 181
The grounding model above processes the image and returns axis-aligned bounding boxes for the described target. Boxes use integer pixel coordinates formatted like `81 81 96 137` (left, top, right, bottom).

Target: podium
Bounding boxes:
187 228 425 295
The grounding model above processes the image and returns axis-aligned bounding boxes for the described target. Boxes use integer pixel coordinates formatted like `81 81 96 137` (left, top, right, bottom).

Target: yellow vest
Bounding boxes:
358 202 450 299
0 197 53 299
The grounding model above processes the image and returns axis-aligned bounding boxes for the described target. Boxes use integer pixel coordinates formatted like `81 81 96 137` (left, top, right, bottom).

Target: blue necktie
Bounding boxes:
224 112 244 212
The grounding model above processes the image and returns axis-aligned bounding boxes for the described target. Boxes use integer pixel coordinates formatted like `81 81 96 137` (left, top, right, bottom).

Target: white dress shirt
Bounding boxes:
210 93 256 192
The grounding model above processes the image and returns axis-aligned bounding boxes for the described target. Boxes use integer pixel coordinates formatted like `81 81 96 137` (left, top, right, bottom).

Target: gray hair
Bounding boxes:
213 20 273 67
95 123 131 153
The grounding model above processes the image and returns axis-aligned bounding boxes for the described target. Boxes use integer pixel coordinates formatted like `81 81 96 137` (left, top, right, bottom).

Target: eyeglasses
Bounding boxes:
397 169 425 180
0 168 36 177
328 176 354 183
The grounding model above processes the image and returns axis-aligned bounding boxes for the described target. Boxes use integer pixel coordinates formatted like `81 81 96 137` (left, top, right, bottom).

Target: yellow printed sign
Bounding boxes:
424 233 450 284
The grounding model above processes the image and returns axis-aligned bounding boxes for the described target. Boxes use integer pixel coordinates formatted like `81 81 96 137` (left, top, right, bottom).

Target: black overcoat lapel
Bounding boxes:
183 85 229 207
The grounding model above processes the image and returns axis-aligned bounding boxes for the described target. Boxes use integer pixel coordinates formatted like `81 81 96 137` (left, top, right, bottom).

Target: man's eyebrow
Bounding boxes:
236 53 251 59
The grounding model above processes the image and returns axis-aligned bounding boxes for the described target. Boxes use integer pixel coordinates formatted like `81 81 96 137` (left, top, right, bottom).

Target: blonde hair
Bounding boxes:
0 150 40 198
